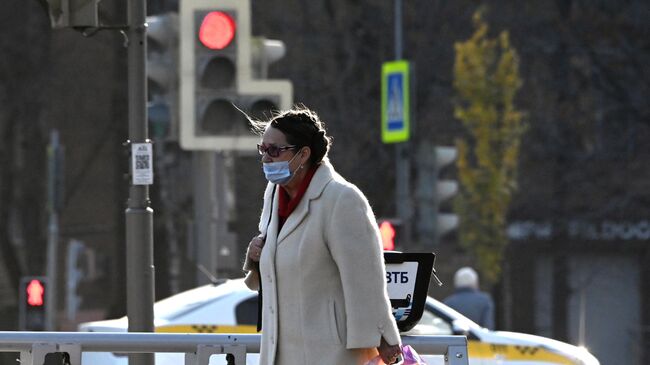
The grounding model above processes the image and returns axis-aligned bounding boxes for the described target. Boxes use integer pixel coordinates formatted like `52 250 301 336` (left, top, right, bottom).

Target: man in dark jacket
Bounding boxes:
443 267 495 330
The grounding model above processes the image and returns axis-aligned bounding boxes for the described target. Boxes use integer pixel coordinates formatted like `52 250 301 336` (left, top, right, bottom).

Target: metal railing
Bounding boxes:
0 332 469 365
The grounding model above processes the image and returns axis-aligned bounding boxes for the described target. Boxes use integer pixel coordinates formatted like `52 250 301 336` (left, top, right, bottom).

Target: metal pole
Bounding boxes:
45 207 58 331
45 130 61 331
192 151 238 283
193 151 218 285
126 0 155 364
578 281 586 345
394 0 403 59
394 0 412 245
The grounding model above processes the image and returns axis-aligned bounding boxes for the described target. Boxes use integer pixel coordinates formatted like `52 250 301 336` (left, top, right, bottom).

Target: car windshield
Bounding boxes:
427 297 483 331
153 283 230 321
403 296 486 336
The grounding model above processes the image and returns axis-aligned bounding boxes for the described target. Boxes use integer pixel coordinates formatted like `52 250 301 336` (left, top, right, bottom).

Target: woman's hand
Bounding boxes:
247 235 265 263
377 337 402 364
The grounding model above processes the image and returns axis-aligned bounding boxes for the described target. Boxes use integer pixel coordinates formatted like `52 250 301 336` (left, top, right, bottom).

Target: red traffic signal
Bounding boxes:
199 11 236 50
180 1 293 151
379 221 396 251
26 279 45 306
19 276 47 331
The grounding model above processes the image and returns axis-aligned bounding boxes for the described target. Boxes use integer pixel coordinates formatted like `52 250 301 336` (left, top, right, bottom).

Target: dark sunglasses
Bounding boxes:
257 144 297 157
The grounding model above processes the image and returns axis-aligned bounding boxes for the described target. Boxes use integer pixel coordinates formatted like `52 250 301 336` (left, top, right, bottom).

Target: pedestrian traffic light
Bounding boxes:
416 144 459 245
379 220 396 251
378 219 402 251
179 0 293 151
19 276 47 331
147 12 179 140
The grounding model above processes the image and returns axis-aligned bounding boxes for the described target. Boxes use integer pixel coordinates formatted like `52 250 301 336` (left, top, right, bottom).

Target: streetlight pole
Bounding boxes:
394 0 412 246
45 130 62 331
126 0 155 364
394 0 403 59
40 0 155 358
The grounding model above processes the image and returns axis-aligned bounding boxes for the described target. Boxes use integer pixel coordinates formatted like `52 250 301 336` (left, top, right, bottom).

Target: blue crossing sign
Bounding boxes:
381 60 410 143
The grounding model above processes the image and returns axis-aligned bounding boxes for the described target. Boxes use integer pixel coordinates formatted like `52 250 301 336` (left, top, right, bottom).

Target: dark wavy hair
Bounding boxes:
251 105 332 165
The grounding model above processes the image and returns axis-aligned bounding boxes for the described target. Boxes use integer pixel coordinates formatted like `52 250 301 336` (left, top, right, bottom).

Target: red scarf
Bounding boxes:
278 165 318 228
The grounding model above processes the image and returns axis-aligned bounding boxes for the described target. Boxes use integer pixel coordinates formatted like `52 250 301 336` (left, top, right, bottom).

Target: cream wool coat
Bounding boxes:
243 160 401 365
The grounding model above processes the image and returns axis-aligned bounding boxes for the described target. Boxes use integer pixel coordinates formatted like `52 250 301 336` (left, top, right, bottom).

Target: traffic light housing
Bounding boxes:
19 276 47 331
179 0 293 151
66 240 86 320
416 144 459 245
147 12 179 140
45 0 99 29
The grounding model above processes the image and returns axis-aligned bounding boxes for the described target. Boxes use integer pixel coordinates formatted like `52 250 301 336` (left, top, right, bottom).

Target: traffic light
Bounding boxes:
379 220 396 251
250 37 287 79
416 144 459 245
66 240 85 320
19 276 47 331
45 0 99 29
179 0 293 151
147 12 179 140
378 219 402 251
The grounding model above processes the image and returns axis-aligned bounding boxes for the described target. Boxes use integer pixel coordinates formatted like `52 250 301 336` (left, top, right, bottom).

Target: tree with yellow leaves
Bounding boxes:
453 10 525 284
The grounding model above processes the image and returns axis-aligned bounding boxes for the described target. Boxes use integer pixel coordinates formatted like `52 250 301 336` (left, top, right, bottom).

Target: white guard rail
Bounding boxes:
0 332 469 365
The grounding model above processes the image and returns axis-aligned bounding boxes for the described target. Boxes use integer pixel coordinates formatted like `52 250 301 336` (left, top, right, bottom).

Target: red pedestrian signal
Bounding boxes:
199 11 236 50
26 279 45 306
19 276 47 330
379 221 396 251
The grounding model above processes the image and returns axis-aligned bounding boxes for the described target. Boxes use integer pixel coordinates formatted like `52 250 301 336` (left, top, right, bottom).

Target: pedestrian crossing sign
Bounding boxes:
381 60 410 143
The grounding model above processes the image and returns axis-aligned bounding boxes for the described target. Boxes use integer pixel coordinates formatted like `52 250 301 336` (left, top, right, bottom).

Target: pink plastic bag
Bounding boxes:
364 345 427 365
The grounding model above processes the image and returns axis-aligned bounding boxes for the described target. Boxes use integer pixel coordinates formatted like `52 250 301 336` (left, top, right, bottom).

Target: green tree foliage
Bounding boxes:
453 10 525 284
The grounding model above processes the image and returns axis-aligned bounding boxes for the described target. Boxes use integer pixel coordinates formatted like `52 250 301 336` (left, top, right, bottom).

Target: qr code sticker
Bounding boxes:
135 154 150 170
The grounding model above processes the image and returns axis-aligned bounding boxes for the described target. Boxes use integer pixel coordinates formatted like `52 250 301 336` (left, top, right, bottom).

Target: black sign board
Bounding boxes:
383 252 436 332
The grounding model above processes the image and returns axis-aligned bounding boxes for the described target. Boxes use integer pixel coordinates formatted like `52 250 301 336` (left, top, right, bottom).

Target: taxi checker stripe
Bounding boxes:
155 324 259 334
515 345 539 355
192 325 217 333
468 341 575 364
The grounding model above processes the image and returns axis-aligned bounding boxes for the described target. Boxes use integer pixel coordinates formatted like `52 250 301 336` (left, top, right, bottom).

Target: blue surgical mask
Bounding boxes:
263 150 302 185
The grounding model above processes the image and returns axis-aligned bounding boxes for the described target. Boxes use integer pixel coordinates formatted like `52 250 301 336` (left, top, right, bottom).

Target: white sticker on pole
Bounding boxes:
132 143 153 185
